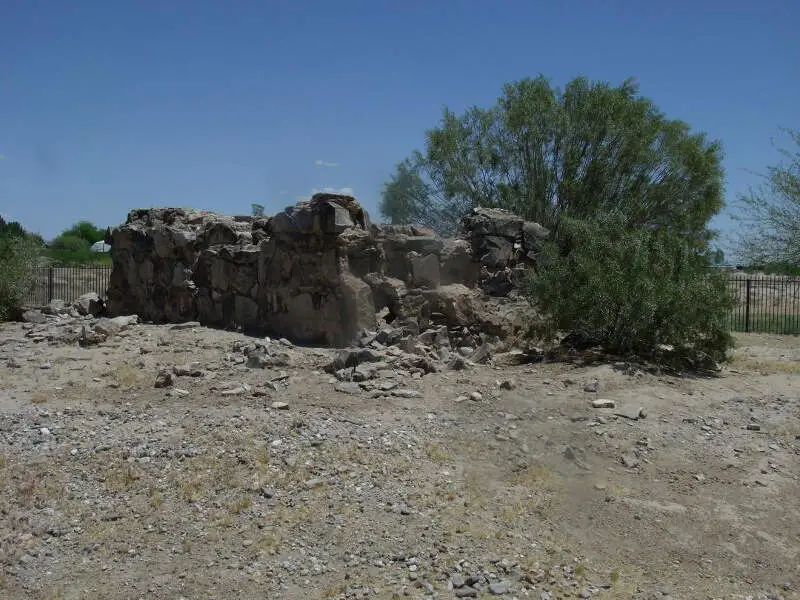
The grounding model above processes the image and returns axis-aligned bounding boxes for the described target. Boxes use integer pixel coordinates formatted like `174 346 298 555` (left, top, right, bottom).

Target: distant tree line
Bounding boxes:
48 220 110 264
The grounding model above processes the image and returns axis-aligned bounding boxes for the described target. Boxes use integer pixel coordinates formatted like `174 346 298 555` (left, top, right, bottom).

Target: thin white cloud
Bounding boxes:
312 187 354 196
314 160 340 168
279 189 289 195
0 154 5 160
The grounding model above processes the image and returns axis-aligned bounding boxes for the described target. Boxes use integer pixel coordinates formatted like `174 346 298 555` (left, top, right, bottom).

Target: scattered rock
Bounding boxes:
221 386 247 396
499 379 516 390
73 292 104 316
489 581 509 594
154 369 173 388
469 343 491 364
591 399 616 409
334 382 362 395
170 321 201 330
271 401 289 410
584 379 599 393
391 389 422 398
614 407 642 420
94 315 138 337
621 454 639 469
41 299 67 315
22 310 48 324
173 363 203 377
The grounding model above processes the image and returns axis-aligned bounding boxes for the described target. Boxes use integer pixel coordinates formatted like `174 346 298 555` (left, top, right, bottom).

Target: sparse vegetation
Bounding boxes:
0 221 44 320
736 129 800 269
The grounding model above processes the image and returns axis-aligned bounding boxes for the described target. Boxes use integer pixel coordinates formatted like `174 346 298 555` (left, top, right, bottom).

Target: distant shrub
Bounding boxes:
47 234 110 265
50 234 91 253
0 236 43 320
526 215 735 370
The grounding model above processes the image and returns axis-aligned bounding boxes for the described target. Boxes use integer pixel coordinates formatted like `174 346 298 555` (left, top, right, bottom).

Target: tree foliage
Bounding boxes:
0 220 43 320
381 75 724 241
735 129 800 268
381 74 733 367
50 234 91 254
528 215 735 369
48 220 110 264
58 220 106 245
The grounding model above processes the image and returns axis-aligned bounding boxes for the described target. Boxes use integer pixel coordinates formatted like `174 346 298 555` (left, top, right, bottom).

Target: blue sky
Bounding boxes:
0 0 798 251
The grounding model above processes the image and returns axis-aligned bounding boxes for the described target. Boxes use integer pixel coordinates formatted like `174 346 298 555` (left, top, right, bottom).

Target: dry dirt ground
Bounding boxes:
1 320 798 600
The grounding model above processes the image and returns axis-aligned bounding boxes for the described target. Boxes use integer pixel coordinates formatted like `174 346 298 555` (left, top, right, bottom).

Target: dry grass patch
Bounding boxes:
103 463 142 492
511 462 561 491
108 363 142 389
30 391 50 404
729 354 800 375
424 441 451 463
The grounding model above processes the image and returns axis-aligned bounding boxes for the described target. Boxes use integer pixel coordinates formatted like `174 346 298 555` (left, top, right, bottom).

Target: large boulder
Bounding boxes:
73 292 104 317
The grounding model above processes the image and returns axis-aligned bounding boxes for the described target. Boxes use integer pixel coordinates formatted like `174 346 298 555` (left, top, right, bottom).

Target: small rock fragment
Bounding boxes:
621 454 639 469
170 321 201 330
391 389 422 398
499 379 516 390
489 581 509 595
271 401 289 410
154 369 173 388
591 399 615 408
304 478 325 489
334 382 362 395
220 386 246 396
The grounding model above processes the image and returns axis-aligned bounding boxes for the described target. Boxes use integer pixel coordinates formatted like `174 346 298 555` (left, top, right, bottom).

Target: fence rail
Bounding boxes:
25 264 113 307
728 276 800 334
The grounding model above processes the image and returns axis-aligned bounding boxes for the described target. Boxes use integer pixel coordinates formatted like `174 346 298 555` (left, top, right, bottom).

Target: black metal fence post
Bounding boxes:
744 278 751 333
47 267 54 303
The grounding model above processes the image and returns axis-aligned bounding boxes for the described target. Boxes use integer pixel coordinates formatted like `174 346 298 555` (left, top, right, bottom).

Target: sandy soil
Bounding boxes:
1 321 798 600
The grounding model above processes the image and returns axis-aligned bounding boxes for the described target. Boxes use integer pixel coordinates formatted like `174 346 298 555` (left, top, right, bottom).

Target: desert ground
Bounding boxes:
1 317 798 600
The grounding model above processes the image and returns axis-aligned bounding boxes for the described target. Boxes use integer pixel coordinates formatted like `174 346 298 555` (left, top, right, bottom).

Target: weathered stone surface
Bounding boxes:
440 239 479 287
474 235 514 268
73 292 104 317
463 207 524 239
22 310 48 324
105 195 546 348
41 299 67 315
409 253 441 289
94 315 139 337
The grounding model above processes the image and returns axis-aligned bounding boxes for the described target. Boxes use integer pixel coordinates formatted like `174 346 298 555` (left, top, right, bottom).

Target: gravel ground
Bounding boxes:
1 319 799 600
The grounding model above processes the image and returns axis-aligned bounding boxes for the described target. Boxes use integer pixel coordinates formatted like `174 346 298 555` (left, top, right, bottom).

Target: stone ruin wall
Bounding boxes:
105 193 549 348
